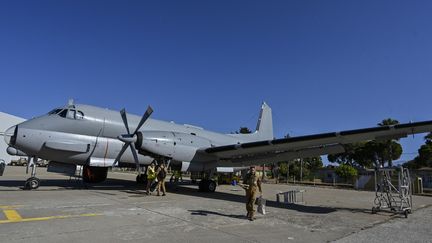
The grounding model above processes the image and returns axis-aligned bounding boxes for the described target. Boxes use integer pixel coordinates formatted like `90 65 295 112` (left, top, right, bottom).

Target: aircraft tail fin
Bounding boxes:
254 102 273 140
229 102 274 141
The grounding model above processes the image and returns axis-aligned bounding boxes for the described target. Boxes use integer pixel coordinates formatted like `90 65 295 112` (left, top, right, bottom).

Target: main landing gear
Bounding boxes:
198 169 217 192
198 179 217 192
24 157 40 190
136 173 147 184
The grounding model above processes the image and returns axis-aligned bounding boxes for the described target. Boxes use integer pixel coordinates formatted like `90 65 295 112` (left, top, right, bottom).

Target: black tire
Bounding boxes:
24 177 40 190
199 179 217 192
136 174 147 184
207 180 216 192
198 180 207 191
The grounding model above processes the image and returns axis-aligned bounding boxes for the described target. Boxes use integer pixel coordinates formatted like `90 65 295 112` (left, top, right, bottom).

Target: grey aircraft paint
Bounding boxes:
4 102 273 171
4 101 432 175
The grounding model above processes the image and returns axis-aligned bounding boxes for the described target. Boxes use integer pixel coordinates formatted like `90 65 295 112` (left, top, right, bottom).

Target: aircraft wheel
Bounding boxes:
136 174 147 184
199 179 217 192
24 177 40 190
207 180 217 192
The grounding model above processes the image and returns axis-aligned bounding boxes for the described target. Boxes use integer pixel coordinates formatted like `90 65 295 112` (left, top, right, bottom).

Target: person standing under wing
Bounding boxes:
242 166 262 221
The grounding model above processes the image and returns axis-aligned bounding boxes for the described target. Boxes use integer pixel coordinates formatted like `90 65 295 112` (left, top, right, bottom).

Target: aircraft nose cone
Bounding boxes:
4 125 16 146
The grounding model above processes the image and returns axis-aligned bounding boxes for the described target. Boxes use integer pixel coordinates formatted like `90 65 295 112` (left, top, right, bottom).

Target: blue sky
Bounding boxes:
1 1 431 164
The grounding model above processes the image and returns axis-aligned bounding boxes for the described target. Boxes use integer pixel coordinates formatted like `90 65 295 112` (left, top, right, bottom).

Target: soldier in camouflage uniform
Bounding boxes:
242 166 262 221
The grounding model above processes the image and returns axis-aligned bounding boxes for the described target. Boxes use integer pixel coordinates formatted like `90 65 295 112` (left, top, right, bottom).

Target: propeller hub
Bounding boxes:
113 105 153 168
117 134 137 143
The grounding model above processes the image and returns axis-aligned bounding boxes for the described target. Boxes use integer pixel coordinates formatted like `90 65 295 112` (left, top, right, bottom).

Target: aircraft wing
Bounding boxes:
201 120 432 166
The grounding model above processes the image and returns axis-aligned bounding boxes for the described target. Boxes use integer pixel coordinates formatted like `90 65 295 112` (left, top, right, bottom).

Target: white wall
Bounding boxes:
0 112 25 164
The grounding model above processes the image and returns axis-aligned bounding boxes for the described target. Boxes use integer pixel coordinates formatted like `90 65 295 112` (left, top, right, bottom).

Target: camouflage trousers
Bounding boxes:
157 179 166 195
246 189 258 218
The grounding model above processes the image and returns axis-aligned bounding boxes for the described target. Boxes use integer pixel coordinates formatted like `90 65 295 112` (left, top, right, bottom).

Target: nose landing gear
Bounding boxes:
24 157 40 190
24 177 40 190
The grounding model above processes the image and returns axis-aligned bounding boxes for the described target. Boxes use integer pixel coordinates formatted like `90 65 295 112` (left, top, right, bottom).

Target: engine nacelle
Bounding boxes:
136 131 211 162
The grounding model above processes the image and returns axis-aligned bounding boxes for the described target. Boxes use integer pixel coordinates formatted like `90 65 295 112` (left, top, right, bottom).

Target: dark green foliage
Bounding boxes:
238 127 252 134
327 118 403 168
277 157 323 179
406 132 432 169
335 164 358 182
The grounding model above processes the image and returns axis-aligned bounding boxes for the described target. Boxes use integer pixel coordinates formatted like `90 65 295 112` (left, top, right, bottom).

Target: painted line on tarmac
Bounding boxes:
0 208 102 224
0 205 24 209
3 210 23 221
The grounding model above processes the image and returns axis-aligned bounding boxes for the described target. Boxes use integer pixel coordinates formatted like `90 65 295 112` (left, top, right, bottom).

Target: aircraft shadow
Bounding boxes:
168 185 340 214
0 178 371 216
0 178 142 191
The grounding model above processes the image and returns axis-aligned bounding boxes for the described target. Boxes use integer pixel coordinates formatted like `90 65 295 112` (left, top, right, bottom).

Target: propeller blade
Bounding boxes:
120 108 130 134
113 143 129 166
129 144 140 170
133 106 153 134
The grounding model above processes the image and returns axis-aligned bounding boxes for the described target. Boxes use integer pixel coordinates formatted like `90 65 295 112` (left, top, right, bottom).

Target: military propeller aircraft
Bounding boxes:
3 100 432 191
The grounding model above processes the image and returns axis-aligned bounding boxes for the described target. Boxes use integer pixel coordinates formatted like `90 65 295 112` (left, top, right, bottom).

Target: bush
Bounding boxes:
335 164 358 183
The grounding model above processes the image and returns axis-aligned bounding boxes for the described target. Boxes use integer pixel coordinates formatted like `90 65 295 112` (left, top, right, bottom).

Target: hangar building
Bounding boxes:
0 111 25 164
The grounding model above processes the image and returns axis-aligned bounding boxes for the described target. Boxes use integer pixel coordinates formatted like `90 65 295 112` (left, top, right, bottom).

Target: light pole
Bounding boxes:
300 158 303 182
287 162 289 184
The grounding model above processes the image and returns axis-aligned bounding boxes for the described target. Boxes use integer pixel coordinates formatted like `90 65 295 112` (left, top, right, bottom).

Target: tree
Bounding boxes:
335 164 358 183
278 161 289 176
374 118 402 167
238 127 252 134
278 157 322 180
407 132 432 169
328 143 365 167
303 157 323 172
327 118 403 168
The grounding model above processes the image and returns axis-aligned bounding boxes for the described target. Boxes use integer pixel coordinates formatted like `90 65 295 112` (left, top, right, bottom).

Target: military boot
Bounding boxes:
250 212 256 221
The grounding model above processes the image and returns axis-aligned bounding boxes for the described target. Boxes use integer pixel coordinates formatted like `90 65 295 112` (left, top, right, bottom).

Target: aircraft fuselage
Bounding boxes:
5 104 260 171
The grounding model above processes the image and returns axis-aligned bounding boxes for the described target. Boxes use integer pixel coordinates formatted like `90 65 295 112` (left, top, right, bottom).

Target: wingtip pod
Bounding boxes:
256 102 273 140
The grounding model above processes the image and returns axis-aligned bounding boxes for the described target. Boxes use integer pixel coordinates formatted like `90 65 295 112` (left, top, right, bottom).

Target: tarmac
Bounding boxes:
0 166 431 243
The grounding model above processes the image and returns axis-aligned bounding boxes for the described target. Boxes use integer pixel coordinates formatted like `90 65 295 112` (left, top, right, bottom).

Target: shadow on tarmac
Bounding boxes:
169 184 341 214
189 209 247 219
0 178 372 215
0 178 141 191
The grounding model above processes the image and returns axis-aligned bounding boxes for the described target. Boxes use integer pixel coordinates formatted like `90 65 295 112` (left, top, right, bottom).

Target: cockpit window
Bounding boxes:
58 109 68 118
56 109 84 120
76 111 84 120
46 106 86 120
66 109 76 119
48 108 63 115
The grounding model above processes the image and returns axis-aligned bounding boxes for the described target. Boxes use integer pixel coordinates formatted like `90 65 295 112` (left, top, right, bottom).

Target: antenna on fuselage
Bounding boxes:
67 98 75 108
